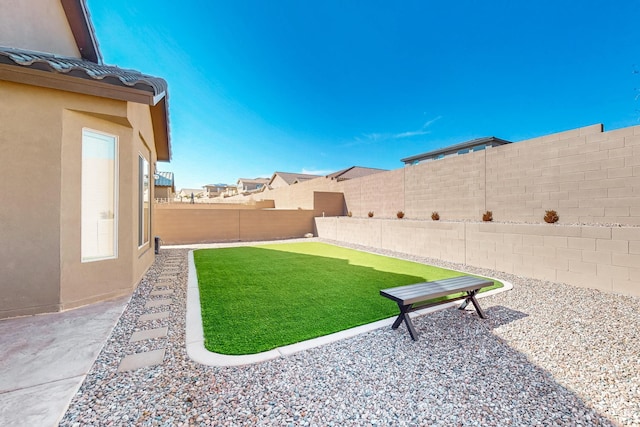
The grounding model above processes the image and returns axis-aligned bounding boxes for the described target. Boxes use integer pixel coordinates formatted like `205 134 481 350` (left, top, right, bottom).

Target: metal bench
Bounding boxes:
380 276 493 341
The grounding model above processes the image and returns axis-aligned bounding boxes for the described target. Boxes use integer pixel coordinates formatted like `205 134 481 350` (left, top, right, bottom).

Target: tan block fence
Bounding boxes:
250 123 640 225
155 192 345 245
315 217 640 296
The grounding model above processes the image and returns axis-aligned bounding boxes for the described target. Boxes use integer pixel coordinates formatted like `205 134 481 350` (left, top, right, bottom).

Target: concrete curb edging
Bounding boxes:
185 249 513 367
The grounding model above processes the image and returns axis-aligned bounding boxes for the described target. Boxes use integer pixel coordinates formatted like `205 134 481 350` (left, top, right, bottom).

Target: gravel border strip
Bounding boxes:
60 238 640 426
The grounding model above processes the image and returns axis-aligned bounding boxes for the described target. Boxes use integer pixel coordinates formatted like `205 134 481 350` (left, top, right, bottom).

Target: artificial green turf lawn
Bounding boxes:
194 242 502 355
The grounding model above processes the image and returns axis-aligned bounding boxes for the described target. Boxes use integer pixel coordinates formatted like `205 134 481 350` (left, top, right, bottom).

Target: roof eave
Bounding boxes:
60 0 102 63
401 137 512 163
0 63 171 161
151 96 171 161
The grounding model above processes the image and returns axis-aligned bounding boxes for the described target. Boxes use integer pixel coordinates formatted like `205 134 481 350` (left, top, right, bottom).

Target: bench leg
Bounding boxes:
391 303 419 340
391 314 404 330
391 303 408 329
459 290 486 319
403 312 419 341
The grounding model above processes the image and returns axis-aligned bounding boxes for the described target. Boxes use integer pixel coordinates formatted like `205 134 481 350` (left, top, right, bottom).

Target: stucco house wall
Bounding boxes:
0 0 80 58
0 80 161 317
0 0 170 319
269 174 290 189
1 81 64 316
155 186 173 200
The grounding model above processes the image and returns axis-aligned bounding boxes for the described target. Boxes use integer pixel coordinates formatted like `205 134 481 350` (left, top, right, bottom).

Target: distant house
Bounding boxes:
268 171 321 189
203 183 232 198
178 188 206 201
154 171 175 201
326 166 387 181
401 136 512 165
237 177 269 194
0 0 170 318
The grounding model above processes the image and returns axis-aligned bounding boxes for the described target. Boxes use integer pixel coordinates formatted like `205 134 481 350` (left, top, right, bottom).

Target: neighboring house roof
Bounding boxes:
401 136 512 165
326 166 388 181
154 171 174 187
268 171 321 186
237 178 269 185
178 188 205 196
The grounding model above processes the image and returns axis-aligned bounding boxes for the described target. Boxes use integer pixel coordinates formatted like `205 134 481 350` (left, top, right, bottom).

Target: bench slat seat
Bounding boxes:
380 275 493 341
380 276 492 305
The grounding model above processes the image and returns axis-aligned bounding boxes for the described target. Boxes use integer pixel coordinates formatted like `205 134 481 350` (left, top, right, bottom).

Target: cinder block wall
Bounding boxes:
343 169 406 218
486 124 640 224
200 123 640 295
404 150 486 220
313 192 346 217
250 123 640 225
242 177 343 210
464 223 640 295
315 218 640 296
155 205 315 244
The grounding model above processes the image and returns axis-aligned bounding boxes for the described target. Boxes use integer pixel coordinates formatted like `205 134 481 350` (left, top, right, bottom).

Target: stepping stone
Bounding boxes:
157 275 176 281
139 311 170 322
153 281 171 288
145 298 172 308
118 349 165 372
130 326 168 342
150 289 174 296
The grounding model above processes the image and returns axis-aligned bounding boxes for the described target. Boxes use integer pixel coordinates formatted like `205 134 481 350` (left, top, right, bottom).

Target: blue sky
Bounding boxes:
88 0 640 189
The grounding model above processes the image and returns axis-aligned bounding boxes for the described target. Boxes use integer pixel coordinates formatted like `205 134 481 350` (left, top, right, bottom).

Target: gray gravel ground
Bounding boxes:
61 238 640 426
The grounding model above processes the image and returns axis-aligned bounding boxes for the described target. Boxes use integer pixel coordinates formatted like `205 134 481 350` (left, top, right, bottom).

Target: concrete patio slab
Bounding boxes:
0 376 80 427
118 349 165 372
0 296 128 426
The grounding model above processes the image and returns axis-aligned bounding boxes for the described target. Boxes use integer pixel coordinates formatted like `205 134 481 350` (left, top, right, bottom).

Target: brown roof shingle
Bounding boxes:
0 47 167 97
326 166 387 181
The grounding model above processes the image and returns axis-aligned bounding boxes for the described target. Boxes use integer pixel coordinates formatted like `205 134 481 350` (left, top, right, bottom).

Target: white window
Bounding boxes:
138 154 150 247
81 129 118 262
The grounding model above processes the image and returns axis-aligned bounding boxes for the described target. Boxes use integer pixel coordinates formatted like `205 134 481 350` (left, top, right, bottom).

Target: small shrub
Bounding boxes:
544 210 559 223
396 211 405 219
347 211 352 217
368 211 374 218
431 211 440 221
482 211 493 222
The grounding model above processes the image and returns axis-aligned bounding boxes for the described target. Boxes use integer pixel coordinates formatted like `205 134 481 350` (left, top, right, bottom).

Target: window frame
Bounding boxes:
138 153 151 249
81 128 119 263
